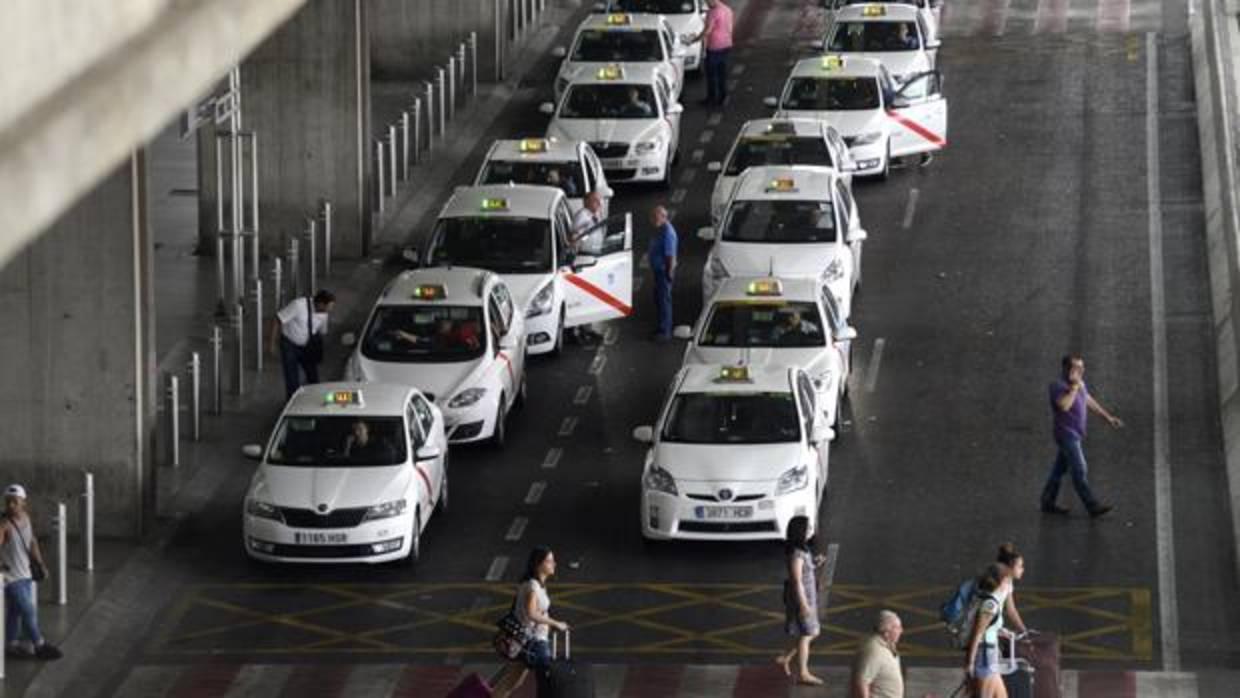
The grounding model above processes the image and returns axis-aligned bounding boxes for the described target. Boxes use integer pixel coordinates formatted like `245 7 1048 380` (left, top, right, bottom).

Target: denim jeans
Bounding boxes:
522 637 551 672
704 49 730 104
279 337 319 399
1041 436 1100 511
5 578 45 647
652 271 673 337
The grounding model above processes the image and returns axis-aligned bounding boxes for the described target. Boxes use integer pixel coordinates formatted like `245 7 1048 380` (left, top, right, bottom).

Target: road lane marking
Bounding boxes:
707 112 723 126
558 416 579 436
525 482 546 505
542 447 563 469
573 385 593 405
589 353 608 375
485 556 509 581
671 188 687 204
1146 31 1179 672
679 168 698 186
504 517 528 542
902 188 920 230
864 338 886 393
699 129 714 144
731 64 746 76
604 325 620 345
691 148 705 163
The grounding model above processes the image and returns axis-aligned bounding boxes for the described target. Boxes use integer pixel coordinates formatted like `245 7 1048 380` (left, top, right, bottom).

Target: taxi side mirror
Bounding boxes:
241 444 264 461
763 96 778 108
672 325 694 341
810 424 834 445
551 46 568 59
847 228 868 243
415 444 443 461
341 332 357 348
600 186 615 198
667 103 684 115
539 102 557 116
836 325 858 342
572 254 599 272
632 425 655 444
402 247 421 266
810 39 825 51
926 39 942 50
696 226 716 241
706 161 722 173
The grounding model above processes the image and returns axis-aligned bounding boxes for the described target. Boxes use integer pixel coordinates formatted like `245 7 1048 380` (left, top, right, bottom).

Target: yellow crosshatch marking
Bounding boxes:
150 583 1152 661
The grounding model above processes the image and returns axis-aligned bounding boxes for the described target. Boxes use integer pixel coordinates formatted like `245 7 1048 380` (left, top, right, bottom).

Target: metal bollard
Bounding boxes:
247 132 261 279
470 32 478 97
375 139 386 215
387 125 398 195
437 68 447 135
233 302 245 395
321 201 333 277
447 56 457 121
287 236 301 298
305 218 318 298
82 472 95 571
424 82 435 147
214 134 227 308
272 257 283 313
189 353 201 441
412 97 422 163
400 111 411 179
168 374 180 467
458 43 467 101
494 0 505 82
252 278 264 373
210 324 223 415
55 502 67 606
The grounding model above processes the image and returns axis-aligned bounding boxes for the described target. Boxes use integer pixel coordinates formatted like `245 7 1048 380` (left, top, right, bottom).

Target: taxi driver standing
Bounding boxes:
571 192 608 345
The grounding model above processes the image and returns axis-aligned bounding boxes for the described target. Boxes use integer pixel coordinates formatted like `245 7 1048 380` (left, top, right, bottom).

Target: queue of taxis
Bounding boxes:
552 12 687 102
599 0 707 72
474 137 613 217
818 2 939 82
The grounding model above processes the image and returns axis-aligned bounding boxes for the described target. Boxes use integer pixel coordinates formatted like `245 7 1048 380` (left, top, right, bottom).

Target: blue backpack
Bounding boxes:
941 578 998 649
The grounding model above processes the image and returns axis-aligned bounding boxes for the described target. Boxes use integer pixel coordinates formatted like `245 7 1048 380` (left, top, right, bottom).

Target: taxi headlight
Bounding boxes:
448 387 487 409
852 131 883 146
707 256 729 281
821 258 846 283
363 499 408 521
775 466 809 495
643 464 678 496
634 139 663 155
246 499 283 522
526 282 556 318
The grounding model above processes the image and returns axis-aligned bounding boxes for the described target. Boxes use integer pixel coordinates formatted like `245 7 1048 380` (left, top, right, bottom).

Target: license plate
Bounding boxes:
694 506 753 520
294 532 347 545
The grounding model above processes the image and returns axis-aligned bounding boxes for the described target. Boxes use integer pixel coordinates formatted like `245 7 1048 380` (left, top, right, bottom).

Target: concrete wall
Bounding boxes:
0 154 156 538
369 0 506 82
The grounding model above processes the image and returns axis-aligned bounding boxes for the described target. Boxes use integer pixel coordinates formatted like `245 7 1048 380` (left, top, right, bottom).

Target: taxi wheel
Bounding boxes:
549 310 565 357
437 457 449 513
490 398 507 448
879 146 891 181
514 370 528 412
402 510 421 567
659 154 674 190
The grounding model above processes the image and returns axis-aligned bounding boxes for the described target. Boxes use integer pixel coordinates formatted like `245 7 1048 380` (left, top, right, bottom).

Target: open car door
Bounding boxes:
887 70 947 158
564 211 634 327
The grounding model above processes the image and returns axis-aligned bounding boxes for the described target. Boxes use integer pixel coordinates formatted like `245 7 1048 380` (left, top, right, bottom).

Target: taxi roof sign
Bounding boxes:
605 13 632 25
518 138 549 153
746 279 784 296
412 284 448 300
766 177 798 193
480 197 510 211
717 365 752 383
596 64 625 80
324 390 364 407
765 121 798 135
820 55 844 72
862 4 886 16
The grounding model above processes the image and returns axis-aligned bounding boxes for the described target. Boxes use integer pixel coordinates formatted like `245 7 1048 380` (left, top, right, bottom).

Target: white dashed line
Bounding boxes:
589 353 608 375
707 112 723 127
505 516 529 542
698 129 714 144
542 447 563 469
558 416 579 436
671 188 687 204
604 325 620 345
634 276 645 292
678 168 698 186
902 188 920 230
525 482 547 505
731 64 746 76
485 555 509 581
573 385 593 405
726 79 738 91
690 148 705 163
864 337 886 393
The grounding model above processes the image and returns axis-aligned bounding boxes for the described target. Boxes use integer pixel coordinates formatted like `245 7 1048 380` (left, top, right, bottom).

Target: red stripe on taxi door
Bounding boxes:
565 273 633 316
885 110 947 147
620 664 685 697
168 662 242 698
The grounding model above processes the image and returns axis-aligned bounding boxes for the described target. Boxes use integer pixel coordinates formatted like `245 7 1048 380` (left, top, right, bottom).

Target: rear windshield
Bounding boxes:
572 30 663 63
828 21 921 52
662 393 801 444
725 136 835 176
267 416 406 467
722 200 837 243
480 160 586 199
701 301 825 348
361 305 486 363
782 77 880 111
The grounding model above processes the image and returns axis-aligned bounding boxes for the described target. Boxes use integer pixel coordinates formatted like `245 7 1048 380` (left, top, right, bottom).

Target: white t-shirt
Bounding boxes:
516 579 551 640
573 207 605 255
277 297 329 347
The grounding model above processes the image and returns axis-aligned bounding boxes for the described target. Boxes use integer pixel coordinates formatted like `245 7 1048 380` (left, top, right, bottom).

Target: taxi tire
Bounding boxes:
514 370 528 412
436 456 449 513
549 309 565 357
490 398 507 449
402 510 421 567
658 153 674 190
879 146 891 181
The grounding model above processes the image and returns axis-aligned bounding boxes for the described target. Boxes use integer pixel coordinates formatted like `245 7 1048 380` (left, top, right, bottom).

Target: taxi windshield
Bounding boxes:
828 21 921 52
560 84 658 119
722 200 837 243
662 393 801 444
430 217 553 273
267 416 407 467
782 77 879 111
480 160 586 198
361 305 486 363
609 0 695 14
572 29 664 62
701 301 826 348
724 137 834 176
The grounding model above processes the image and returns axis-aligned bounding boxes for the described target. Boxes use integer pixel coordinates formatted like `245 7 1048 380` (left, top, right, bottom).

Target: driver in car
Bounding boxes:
343 419 396 463
773 309 820 346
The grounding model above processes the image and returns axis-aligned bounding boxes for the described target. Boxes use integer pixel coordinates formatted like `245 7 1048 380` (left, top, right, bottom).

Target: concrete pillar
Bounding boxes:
239 0 373 259
0 153 156 538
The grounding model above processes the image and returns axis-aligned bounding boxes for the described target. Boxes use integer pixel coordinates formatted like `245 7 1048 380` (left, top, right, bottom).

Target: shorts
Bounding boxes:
974 643 999 679
522 638 551 672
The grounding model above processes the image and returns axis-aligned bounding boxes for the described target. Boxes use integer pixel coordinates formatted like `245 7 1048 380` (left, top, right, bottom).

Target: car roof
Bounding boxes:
566 62 663 86
578 12 668 31
285 381 414 417
378 267 495 307
439 184 561 219
676 363 796 394
737 118 826 140
732 165 841 201
485 138 582 163
789 54 884 79
834 4 920 21
711 276 820 304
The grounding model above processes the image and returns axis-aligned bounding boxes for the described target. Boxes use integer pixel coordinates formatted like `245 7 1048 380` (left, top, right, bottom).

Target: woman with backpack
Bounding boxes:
995 543 1029 635
491 546 570 697
963 566 1007 698
775 515 826 686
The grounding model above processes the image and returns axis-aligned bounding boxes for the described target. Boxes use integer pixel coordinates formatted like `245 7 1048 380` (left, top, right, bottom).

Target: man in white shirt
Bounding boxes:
570 192 608 345
851 610 904 698
269 289 336 398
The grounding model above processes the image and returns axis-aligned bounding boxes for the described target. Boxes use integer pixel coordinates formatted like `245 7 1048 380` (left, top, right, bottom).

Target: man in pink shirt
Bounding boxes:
691 0 734 107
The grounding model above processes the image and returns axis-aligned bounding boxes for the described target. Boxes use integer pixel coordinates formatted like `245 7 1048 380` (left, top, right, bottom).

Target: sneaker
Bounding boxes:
33 643 63 660
6 644 34 659
1041 504 1070 515
1089 504 1115 519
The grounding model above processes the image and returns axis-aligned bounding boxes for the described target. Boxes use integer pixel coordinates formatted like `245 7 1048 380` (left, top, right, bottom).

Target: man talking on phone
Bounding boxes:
1041 354 1123 518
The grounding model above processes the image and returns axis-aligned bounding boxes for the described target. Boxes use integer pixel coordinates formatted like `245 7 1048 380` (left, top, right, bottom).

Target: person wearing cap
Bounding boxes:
1 485 62 660
269 289 337 399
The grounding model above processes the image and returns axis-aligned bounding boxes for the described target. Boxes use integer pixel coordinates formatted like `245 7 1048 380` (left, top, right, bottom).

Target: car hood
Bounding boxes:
501 273 556 312
715 241 848 278
652 442 804 482
776 108 883 139
684 345 834 374
663 13 704 35
254 465 409 512
357 354 481 404
549 118 662 148
847 51 927 80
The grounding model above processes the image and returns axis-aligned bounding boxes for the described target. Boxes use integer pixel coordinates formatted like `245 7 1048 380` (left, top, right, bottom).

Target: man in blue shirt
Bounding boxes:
1041 354 1123 518
647 206 678 342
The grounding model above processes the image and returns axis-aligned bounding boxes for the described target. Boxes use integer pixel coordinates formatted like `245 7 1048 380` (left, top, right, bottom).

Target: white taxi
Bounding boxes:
819 3 938 82
422 185 634 356
634 364 833 541
699 166 866 319
346 268 527 446
552 13 686 101
766 55 947 179
541 64 684 187
242 383 448 565
599 0 707 72
674 277 857 432
823 0 941 51
706 118 856 225
475 138 613 217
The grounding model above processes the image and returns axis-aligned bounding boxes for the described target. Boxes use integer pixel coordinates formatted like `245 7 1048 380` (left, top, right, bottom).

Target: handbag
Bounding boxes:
304 297 324 364
8 515 48 582
492 599 531 661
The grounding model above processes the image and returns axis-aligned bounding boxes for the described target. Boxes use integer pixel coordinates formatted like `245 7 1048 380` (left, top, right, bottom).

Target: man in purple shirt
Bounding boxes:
1041 354 1123 518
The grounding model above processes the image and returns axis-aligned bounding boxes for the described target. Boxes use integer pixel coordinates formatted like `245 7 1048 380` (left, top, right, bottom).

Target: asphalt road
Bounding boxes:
127 0 1240 680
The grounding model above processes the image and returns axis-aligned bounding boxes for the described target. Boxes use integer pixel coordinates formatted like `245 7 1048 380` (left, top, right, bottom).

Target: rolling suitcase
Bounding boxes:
1018 632 1062 698
999 634 1034 698
536 629 595 698
446 672 494 698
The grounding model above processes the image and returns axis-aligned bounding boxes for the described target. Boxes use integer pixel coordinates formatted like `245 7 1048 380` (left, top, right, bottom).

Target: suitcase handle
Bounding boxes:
550 628 571 660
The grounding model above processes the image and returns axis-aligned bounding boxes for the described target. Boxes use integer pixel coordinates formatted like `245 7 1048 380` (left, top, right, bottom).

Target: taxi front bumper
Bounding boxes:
244 512 413 564
525 309 560 355
641 486 816 541
443 394 502 443
600 151 668 183
846 140 887 176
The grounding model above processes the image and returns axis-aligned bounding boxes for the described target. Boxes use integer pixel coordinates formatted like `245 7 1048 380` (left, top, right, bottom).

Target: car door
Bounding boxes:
487 288 518 410
406 399 438 514
564 202 634 327
887 70 947 157
835 178 863 275
657 74 681 151
825 126 857 178
660 22 685 94
581 146 613 217
795 371 828 499
820 284 852 382
492 280 525 387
